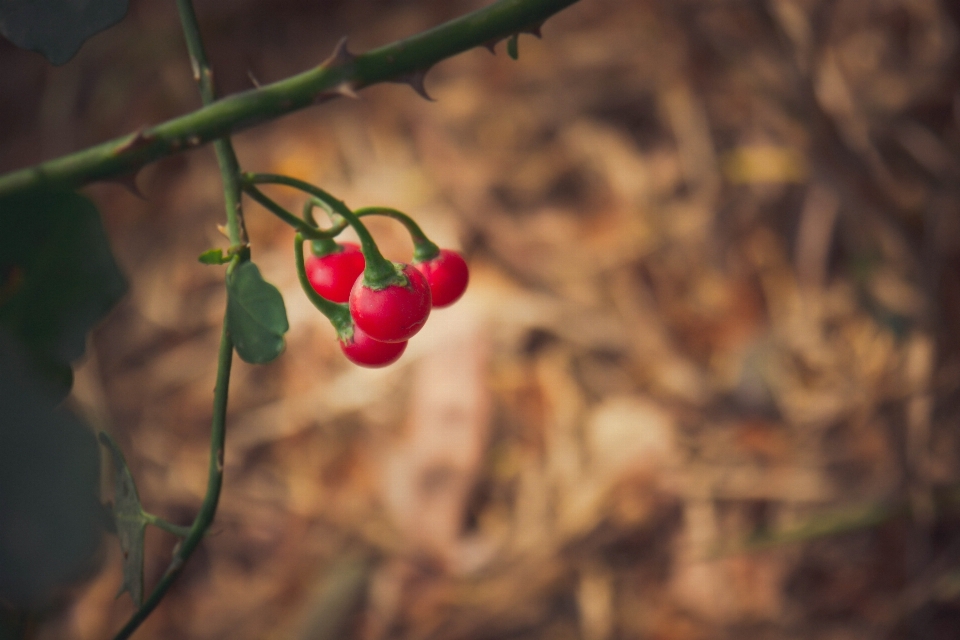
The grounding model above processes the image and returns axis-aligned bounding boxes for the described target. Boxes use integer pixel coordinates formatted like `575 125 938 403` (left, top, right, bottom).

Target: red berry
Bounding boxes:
339 325 407 367
415 249 469 307
349 264 431 343
305 242 365 303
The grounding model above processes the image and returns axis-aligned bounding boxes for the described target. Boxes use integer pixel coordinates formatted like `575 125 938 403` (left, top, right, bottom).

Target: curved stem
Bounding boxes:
243 184 341 239
354 206 440 262
0 0 581 199
141 512 192 538
302 200 321 227
302 200 345 255
243 173 401 288
176 0 246 247
113 3 240 637
293 233 353 336
113 313 234 640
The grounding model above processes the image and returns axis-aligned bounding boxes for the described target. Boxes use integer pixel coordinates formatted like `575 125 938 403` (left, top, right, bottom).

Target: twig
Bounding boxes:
0 0 579 199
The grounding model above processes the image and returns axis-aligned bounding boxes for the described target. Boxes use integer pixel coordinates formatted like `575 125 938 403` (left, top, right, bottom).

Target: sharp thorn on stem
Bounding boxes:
523 22 544 38
103 172 146 200
483 39 499 54
115 126 155 156
314 81 360 104
246 69 261 88
335 81 360 99
216 224 230 239
394 68 435 101
321 36 354 68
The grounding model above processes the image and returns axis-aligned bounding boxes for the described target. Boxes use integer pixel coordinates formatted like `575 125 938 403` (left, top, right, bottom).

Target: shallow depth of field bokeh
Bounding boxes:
2 0 960 638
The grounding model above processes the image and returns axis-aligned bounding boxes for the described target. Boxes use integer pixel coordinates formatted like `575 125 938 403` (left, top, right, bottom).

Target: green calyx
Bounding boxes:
310 237 341 257
364 261 410 291
360 256 407 290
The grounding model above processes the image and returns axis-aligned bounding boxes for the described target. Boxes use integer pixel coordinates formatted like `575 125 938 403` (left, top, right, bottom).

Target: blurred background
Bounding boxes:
2 0 960 638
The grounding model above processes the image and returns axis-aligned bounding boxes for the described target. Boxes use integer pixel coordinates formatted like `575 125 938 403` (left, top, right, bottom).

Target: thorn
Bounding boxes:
247 69 261 88
335 81 359 99
216 224 230 239
483 39 499 54
313 81 360 104
103 172 146 199
523 22 544 38
321 36 354 68
394 68 435 101
115 126 154 155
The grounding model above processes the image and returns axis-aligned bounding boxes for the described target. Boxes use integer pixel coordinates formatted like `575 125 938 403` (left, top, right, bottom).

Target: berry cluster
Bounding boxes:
295 206 469 368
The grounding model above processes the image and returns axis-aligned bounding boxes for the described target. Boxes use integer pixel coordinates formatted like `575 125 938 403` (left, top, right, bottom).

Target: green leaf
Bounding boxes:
0 189 127 394
198 248 230 265
507 34 519 60
98 432 147 607
0 331 104 607
226 261 289 364
0 0 129 65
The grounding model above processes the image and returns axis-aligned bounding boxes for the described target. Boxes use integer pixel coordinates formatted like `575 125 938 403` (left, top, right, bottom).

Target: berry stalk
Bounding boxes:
354 206 441 262
242 173 403 290
293 232 354 337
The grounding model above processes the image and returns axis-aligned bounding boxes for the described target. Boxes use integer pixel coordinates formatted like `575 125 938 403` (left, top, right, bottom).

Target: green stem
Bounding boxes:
243 173 401 288
113 315 234 640
0 0 581 199
354 206 440 262
141 512 193 538
243 184 341 239
175 0 246 247
294 232 353 336
302 200 346 256
308 197 337 220
113 4 241 638
302 200 321 227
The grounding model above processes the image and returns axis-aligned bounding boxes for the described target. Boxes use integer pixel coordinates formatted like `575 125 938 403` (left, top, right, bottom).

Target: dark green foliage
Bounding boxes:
0 0 129 65
99 432 147 607
0 332 103 607
226 261 289 364
0 189 127 396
